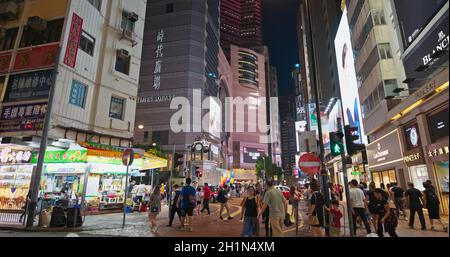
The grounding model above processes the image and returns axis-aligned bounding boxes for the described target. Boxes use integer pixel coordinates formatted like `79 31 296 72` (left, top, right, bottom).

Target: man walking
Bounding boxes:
177 178 196 232
349 179 372 235
217 185 233 220
258 180 287 237
167 184 182 227
391 183 407 220
201 183 211 215
405 182 426 230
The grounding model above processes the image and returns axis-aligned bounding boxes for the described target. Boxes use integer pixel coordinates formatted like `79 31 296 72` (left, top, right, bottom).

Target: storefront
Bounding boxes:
31 147 88 210
402 122 429 191
366 129 406 188
0 145 34 224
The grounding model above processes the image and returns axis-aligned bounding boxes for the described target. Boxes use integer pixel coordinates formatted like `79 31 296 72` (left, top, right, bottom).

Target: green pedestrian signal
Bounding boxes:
330 131 345 156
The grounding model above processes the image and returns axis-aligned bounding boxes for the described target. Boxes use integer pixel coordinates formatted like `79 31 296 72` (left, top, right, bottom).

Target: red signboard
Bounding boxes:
64 13 83 68
0 52 13 74
299 153 321 176
13 43 59 71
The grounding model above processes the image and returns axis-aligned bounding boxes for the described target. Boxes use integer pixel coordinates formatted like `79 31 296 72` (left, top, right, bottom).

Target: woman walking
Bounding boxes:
308 180 325 237
240 186 261 237
423 181 448 232
148 186 162 233
366 182 378 232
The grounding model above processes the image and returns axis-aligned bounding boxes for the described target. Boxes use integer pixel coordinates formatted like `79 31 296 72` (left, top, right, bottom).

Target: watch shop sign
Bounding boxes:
367 130 403 168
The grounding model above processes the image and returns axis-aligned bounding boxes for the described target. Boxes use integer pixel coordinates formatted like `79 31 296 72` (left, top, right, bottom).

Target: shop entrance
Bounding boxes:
371 169 397 188
433 161 449 215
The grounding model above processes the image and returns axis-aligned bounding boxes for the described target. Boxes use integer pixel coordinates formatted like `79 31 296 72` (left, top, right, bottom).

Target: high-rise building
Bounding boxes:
220 0 263 49
134 0 221 175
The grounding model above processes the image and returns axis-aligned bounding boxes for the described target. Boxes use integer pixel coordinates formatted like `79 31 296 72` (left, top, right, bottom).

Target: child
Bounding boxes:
330 199 343 237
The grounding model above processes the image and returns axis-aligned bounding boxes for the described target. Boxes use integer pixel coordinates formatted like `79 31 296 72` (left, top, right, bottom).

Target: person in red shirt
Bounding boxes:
201 183 211 215
329 199 343 237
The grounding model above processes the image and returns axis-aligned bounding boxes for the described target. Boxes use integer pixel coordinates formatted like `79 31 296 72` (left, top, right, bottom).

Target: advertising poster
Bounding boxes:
334 8 367 144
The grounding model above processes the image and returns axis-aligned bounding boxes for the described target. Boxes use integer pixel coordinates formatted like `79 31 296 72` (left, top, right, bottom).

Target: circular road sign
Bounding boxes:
298 153 321 176
122 148 134 166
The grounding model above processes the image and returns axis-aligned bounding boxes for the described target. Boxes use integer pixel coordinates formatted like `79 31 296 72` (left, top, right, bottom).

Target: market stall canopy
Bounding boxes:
141 152 167 170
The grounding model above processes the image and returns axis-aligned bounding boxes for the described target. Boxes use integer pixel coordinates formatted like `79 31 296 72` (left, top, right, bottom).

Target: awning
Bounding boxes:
140 152 168 170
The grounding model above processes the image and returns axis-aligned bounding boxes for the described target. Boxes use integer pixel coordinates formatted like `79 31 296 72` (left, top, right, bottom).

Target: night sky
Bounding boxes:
262 0 303 96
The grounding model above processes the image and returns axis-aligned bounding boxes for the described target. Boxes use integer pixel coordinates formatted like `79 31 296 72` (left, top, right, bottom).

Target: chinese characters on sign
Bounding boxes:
153 29 164 90
4 70 53 102
0 147 32 164
0 102 47 132
64 13 83 68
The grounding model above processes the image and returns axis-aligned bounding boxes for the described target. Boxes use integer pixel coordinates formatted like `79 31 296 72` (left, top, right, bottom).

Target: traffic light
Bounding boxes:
344 125 365 156
330 131 345 156
173 153 184 169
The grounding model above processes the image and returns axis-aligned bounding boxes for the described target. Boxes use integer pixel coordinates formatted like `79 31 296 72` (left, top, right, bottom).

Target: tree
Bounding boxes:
256 155 282 180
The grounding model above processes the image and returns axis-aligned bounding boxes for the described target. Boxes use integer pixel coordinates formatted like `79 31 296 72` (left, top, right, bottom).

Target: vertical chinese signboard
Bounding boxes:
63 13 83 68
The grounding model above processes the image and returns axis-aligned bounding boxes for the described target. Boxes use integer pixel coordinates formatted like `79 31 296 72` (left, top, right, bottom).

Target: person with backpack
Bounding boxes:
177 178 197 232
423 181 448 232
374 188 398 237
217 185 233 220
167 184 182 227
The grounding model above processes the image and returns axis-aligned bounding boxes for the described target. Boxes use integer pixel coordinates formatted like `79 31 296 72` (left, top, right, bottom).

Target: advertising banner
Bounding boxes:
4 69 54 102
334 8 367 144
13 43 58 71
64 13 83 68
0 102 47 132
0 52 12 74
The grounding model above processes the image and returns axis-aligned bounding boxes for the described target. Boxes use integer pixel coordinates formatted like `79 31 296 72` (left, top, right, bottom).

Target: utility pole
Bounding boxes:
305 0 331 236
26 47 61 228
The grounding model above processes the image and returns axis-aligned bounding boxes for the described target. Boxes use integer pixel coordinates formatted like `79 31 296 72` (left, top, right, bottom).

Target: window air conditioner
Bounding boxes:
0 2 19 20
117 49 130 58
122 29 135 42
27 16 48 31
127 11 138 22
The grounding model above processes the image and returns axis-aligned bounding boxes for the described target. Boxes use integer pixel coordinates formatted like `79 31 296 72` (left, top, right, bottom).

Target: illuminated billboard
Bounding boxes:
243 147 265 163
334 8 367 144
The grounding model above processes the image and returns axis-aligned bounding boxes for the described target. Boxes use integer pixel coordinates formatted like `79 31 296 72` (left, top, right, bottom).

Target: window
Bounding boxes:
109 96 125 120
87 0 101 11
115 50 131 75
379 43 392 59
152 130 169 145
166 3 174 13
121 11 135 31
20 18 64 48
69 80 87 108
0 28 18 51
79 31 95 56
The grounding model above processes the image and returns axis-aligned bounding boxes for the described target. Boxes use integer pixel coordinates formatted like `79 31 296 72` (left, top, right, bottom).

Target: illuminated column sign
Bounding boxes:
153 29 164 90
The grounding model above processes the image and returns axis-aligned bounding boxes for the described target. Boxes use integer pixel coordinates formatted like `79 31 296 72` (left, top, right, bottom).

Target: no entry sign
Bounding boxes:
299 153 321 175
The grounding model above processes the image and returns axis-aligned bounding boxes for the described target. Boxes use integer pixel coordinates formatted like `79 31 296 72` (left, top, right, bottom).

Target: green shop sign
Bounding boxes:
32 149 87 163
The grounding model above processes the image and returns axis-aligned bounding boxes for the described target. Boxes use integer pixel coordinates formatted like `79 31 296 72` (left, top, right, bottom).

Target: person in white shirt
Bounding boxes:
349 179 372 235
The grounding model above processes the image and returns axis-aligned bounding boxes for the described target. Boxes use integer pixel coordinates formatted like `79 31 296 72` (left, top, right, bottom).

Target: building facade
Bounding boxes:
220 0 262 49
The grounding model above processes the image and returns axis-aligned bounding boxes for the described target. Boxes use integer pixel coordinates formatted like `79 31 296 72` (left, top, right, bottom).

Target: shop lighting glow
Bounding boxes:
435 81 449 93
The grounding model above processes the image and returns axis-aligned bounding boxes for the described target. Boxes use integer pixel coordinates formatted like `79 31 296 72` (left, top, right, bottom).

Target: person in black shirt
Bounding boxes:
390 183 407 220
374 189 398 237
423 181 448 232
405 182 426 230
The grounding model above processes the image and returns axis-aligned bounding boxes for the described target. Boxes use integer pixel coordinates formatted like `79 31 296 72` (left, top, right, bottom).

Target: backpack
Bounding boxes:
427 190 440 206
217 189 226 203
